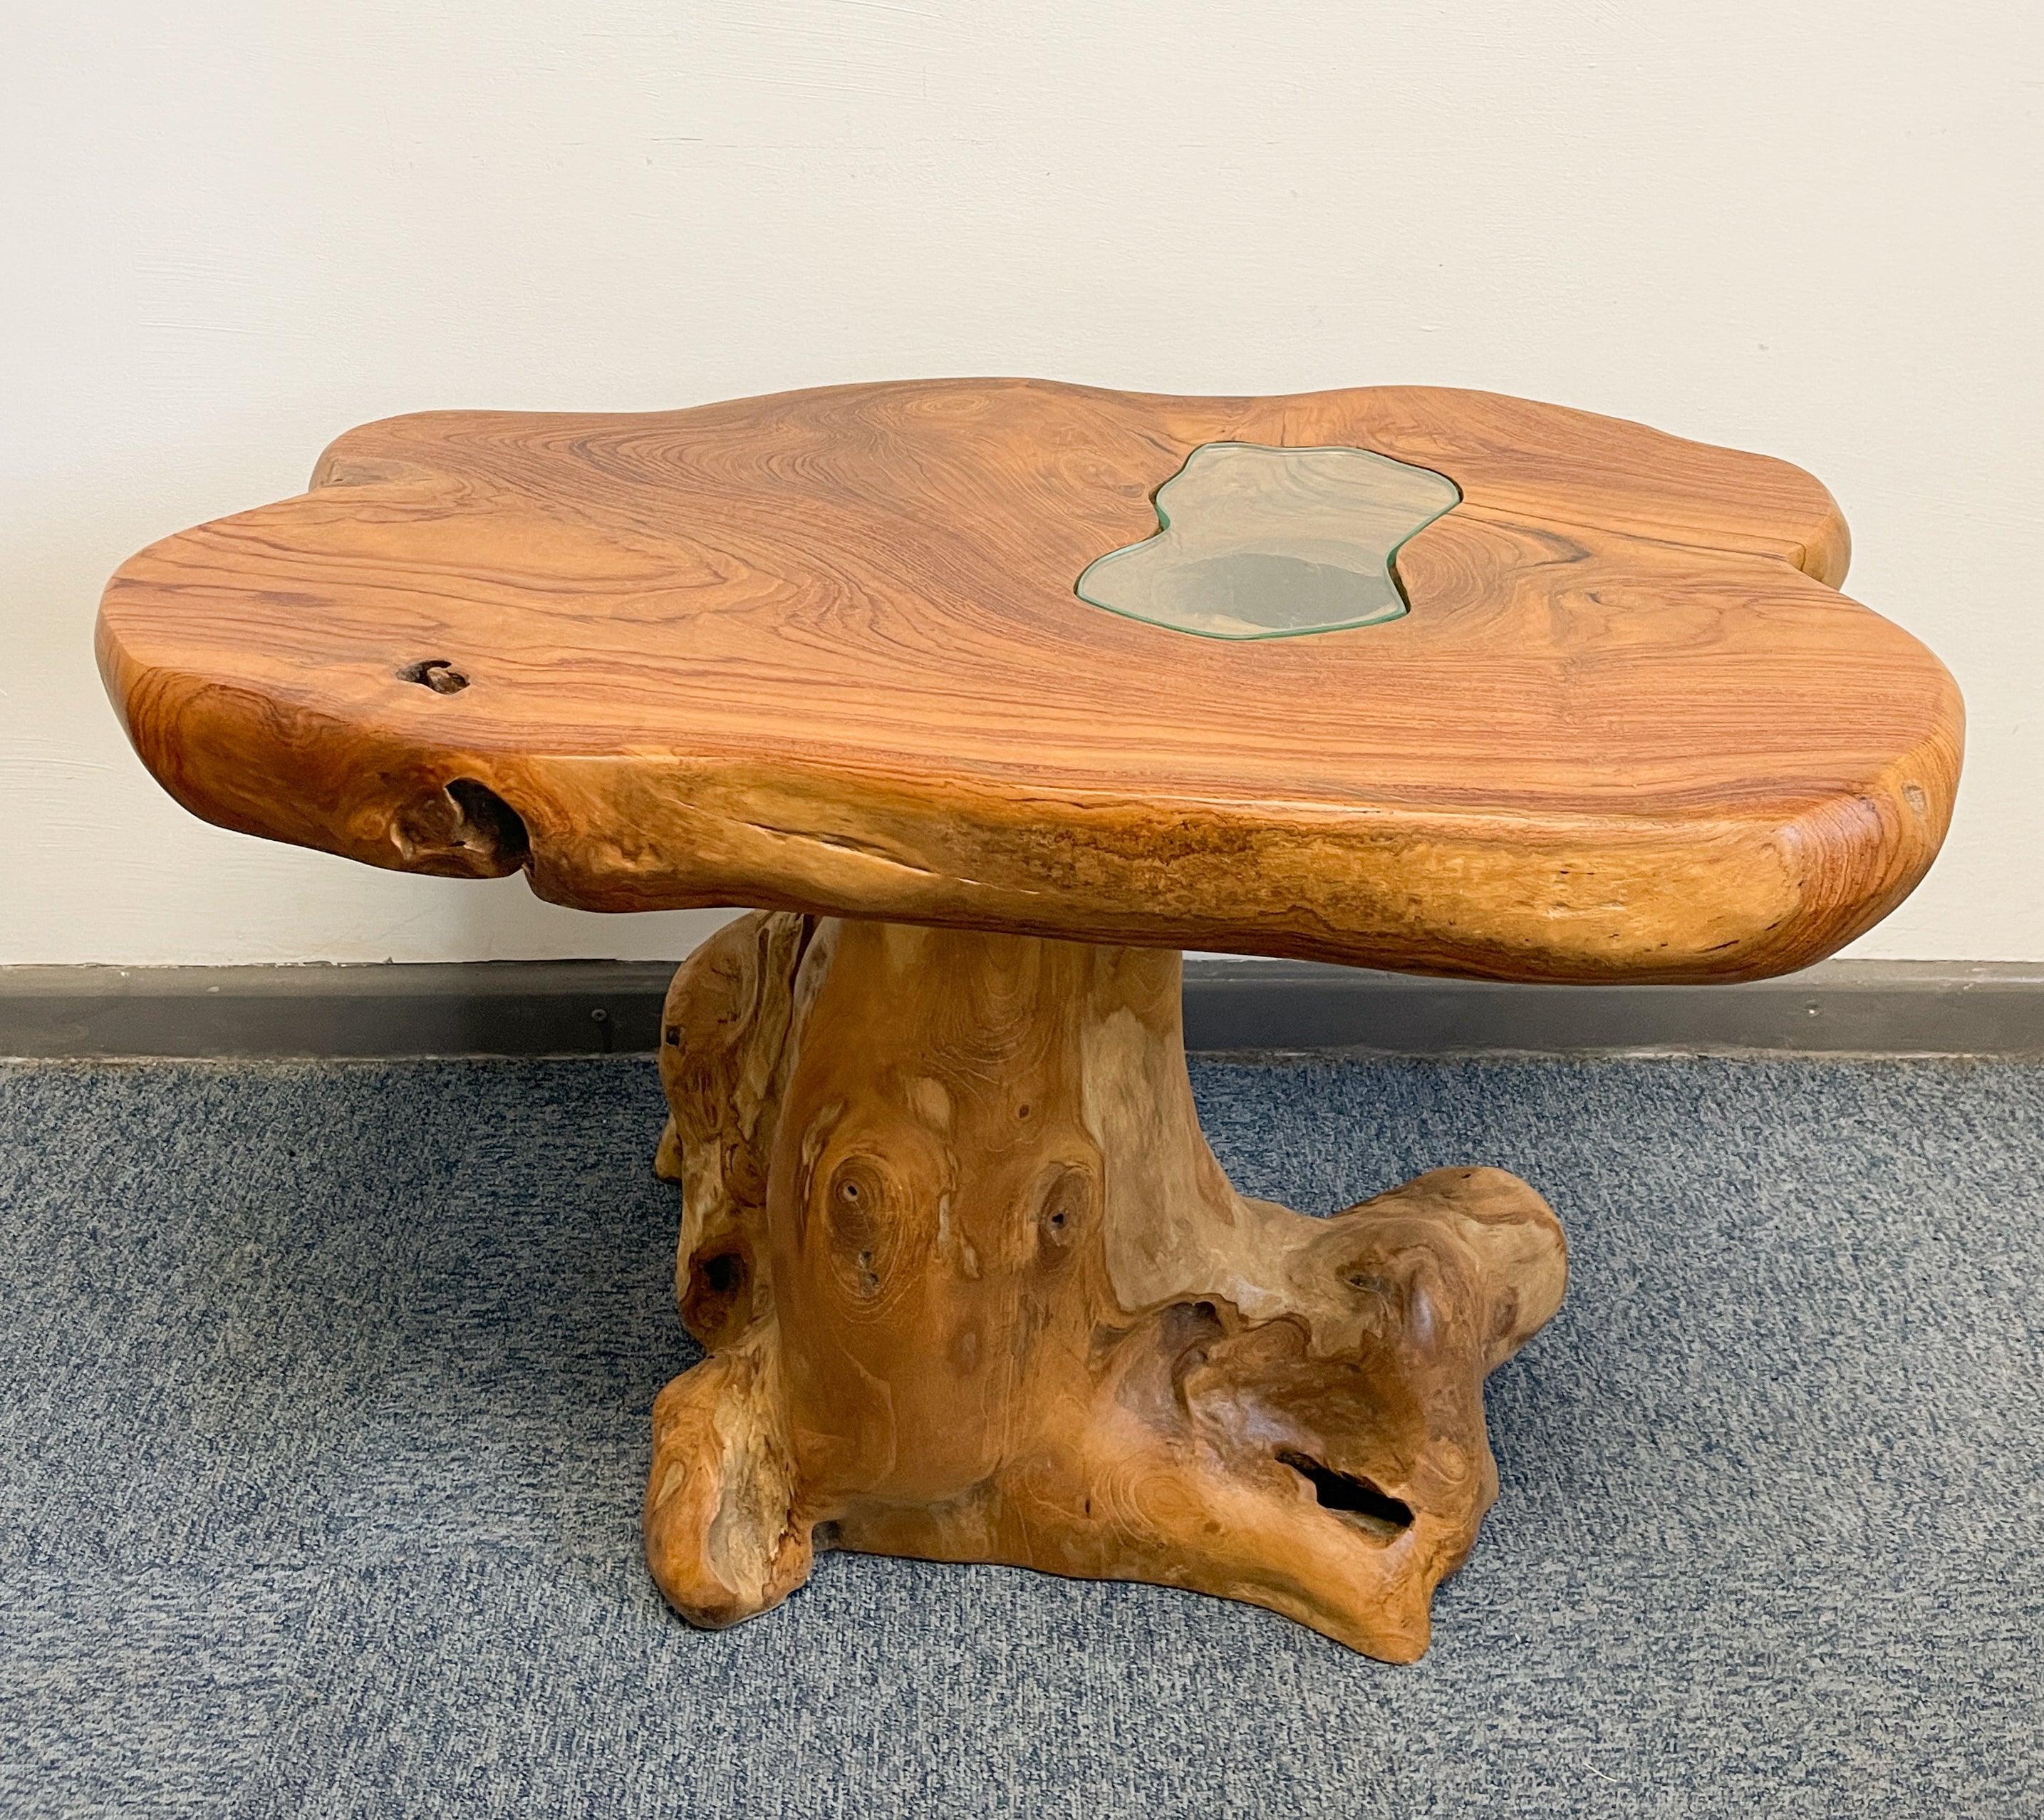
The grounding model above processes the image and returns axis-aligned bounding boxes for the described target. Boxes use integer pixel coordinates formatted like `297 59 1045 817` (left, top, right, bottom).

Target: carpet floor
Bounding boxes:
0 1055 2038 1818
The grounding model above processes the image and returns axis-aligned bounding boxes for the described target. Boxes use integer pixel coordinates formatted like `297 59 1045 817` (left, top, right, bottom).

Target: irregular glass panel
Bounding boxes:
1075 443 1460 640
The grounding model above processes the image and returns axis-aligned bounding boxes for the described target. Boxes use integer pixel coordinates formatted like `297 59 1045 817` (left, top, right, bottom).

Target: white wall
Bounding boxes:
6 1 2038 965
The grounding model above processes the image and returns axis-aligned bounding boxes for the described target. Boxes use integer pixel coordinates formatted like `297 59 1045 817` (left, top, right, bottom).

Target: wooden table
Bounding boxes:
97 379 1961 1660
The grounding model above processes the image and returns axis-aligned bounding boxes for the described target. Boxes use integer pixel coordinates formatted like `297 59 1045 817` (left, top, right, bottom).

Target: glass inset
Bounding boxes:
1074 443 1460 640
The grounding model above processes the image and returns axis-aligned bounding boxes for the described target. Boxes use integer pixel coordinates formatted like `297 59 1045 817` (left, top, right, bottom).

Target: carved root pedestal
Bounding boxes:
646 912 1566 1662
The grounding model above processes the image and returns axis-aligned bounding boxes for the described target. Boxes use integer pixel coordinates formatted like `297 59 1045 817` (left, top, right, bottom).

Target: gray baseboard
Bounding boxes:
0 961 679 1060
1 958 2039 1060
1178 959 2044 1058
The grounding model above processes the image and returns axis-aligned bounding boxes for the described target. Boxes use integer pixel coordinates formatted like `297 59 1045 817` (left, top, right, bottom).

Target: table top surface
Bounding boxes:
97 378 1961 981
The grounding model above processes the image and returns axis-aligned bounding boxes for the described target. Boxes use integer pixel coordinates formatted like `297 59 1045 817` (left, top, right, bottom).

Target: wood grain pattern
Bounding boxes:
95 379 1961 980
647 911 1567 1660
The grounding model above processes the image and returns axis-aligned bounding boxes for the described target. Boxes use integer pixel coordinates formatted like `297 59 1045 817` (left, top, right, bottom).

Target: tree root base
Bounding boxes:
645 912 1565 1662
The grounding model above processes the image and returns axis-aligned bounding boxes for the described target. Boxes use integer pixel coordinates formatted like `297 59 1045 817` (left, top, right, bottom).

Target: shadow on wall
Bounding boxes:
435 869 740 966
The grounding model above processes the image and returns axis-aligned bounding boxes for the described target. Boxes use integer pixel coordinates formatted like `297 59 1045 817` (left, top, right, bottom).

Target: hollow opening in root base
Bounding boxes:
1277 1449 1415 1535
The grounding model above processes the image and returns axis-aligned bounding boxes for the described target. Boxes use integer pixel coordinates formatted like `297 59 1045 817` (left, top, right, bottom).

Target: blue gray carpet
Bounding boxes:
1 1055 2039 1817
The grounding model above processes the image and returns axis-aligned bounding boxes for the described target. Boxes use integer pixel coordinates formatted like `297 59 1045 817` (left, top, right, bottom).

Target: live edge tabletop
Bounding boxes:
98 378 1959 984
97 380 1961 1663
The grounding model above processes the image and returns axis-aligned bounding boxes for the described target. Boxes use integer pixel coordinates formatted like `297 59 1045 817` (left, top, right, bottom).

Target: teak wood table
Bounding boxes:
98 380 1962 1660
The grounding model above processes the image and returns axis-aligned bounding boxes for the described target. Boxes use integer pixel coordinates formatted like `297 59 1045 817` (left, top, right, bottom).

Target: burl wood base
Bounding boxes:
646 912 1566 1661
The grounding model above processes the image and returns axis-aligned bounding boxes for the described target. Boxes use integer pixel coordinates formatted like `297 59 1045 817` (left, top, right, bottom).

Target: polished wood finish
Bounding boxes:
97 380 1961 982
95 381 1956 1655
648 911 1566 1660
